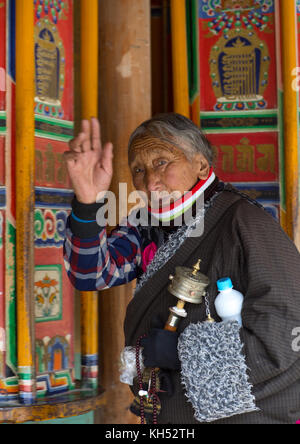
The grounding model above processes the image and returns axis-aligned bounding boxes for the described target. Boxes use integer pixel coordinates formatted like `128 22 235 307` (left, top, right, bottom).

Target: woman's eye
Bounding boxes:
156 160 167 167
133 167 144 174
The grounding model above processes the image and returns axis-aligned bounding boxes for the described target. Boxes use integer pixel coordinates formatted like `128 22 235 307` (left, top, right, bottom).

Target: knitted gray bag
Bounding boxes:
178 321 259 423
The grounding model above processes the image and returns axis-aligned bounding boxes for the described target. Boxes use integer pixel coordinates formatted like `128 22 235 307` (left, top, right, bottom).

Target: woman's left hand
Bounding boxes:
140 328 181 370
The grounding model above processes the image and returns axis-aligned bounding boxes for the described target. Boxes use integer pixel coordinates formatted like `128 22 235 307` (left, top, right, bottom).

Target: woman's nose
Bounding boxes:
144 169 161 192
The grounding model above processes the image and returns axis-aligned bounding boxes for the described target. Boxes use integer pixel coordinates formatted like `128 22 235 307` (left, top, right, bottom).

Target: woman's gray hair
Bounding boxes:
128 113 214 166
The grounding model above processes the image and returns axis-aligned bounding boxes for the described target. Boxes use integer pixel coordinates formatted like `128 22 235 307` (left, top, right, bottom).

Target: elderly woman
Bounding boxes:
64 113 300 424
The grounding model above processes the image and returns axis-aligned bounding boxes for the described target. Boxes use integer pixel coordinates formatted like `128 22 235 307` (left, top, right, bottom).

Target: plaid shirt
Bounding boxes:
64 178 221 293
63 217 142 291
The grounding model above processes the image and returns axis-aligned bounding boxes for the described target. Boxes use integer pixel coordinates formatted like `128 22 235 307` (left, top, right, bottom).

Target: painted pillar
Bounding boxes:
80 0 99 389
186 0 200 126
170 0 190 117
80 0 98 120
15 0 36 404
279 0 299 241
96 0 151 424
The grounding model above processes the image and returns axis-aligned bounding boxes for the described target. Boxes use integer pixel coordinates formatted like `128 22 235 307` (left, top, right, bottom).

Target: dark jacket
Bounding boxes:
124 187 300 424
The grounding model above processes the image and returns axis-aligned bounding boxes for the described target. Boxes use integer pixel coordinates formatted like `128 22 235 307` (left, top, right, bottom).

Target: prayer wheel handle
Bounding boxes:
164 299 186 332
164 260 210 332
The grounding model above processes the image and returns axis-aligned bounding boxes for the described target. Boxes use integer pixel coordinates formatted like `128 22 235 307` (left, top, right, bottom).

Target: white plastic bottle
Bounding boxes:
215 277 244 327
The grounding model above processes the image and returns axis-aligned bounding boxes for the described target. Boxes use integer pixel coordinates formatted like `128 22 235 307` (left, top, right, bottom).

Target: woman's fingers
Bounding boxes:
101 142 114 176
81 119 91 136
68 119 107 154
81 120 91 153
69 132 86 153
90 117 102 151
63 151 80 167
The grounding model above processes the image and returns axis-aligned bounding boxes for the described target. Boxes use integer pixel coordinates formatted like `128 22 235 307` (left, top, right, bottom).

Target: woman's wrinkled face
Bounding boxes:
129 137 210 208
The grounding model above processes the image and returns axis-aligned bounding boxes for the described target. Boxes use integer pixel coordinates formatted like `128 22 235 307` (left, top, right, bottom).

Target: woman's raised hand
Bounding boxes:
64 118 113 204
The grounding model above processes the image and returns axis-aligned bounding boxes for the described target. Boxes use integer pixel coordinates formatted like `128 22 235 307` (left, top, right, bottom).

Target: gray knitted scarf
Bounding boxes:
134 192 221 294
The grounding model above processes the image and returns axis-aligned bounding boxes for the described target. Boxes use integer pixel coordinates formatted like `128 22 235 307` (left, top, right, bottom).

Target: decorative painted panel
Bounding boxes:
35 138 72 188
210 131 280 215
0 137 5 185
34 0 74 122
186 0 282 221
0 1 5 112
0 0 5 189
197 0 277 113
0 0 76 404
0 0 18 401
33 0 75 398
34 265 63 323
210 131 279 182
34 207 70 247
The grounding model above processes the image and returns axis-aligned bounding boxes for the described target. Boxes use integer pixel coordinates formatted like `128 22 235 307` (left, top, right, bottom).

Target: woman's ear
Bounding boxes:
193 153 210 180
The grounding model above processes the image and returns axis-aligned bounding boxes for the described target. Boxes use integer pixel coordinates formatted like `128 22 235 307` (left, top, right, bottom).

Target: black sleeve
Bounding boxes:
69 196 105 238
233 201 300 400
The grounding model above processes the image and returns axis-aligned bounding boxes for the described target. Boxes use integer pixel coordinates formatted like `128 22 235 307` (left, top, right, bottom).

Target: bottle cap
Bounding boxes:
217 277 233 291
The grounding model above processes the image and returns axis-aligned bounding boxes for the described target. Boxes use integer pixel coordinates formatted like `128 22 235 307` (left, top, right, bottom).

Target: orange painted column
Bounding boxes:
15 0 36 404
170 0 190 118
279 0 299 241
80 0 99 389
80 0 99 119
